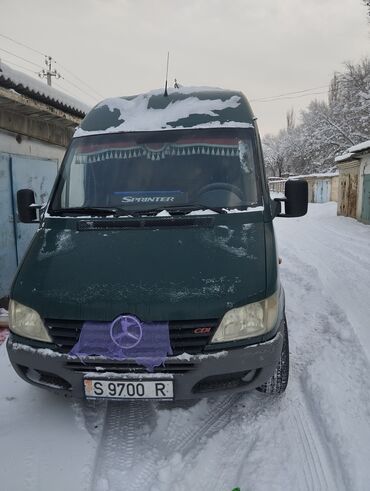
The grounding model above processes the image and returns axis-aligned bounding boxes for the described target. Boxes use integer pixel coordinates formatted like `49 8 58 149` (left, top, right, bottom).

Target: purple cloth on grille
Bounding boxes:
69 316 172 372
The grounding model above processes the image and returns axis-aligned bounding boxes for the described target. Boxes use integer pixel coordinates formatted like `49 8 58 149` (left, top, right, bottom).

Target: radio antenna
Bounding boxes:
164 51 170 97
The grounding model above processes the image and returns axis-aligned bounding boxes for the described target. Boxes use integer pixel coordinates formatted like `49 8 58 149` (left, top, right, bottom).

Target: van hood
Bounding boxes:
12 213 267 322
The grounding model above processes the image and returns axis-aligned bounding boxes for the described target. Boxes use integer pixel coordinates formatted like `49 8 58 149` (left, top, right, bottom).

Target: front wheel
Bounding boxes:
256 318 289 395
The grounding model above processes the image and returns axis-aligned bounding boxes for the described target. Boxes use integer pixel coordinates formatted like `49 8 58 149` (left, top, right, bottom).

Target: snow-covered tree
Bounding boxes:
363 1 370 19
263 58 370 175
263 131 289 177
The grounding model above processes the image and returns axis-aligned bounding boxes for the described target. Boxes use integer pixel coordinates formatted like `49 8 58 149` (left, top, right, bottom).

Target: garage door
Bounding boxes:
0 153 58 297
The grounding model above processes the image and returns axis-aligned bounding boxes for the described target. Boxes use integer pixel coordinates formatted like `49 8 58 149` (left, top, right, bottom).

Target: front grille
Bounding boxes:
45 318 219 356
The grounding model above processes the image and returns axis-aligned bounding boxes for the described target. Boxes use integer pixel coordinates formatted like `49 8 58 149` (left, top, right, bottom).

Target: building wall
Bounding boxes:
0 128 65 166
269 176 338 203
268 179 285 194
331 176 339 202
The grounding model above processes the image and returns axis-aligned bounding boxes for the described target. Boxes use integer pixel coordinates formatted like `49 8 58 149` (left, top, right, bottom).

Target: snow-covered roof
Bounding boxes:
347 140 370 154
335 139 370 163
0 61 90 117
335 152 355 163
290 172 339 179
74 87 255 137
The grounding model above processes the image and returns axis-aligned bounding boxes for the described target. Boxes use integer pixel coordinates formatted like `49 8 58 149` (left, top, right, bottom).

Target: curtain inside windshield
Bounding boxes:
52 129 260 212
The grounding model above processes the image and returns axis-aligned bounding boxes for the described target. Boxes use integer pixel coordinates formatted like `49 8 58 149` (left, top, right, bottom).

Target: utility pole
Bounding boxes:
39 56 61 86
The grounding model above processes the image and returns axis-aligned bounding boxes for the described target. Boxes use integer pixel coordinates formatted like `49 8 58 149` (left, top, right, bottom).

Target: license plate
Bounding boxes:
84 378 174 400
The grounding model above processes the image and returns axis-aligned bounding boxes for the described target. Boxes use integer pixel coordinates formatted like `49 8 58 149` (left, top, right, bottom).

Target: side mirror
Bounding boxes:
274 179 308 218
17 189 38 223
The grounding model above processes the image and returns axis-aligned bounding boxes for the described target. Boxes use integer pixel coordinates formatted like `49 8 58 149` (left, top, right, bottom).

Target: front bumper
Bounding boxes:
6 321 284 400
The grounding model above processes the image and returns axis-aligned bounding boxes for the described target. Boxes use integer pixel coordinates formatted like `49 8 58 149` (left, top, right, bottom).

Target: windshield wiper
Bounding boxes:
126 204 223 216
49 206 131 216
165 204 223 215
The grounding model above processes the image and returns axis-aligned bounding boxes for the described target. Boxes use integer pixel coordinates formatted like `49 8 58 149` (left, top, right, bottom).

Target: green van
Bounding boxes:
7 88 307 401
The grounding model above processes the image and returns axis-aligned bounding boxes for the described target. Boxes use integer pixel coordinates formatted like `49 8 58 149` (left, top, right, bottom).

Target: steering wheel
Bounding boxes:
197 182 244 200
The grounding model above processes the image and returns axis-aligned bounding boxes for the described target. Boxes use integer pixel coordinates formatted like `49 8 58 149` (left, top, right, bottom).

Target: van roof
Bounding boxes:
74 86 255 138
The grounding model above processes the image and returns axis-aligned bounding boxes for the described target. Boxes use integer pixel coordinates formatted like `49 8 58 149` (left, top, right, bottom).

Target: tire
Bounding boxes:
256 317 289 395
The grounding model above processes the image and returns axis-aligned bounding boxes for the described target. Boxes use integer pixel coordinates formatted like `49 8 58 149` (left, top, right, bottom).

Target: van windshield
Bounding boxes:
50 128 261 215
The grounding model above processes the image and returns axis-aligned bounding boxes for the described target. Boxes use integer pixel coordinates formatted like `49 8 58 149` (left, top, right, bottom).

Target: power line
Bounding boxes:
0 31 104 99
55 61 104 99
59 75 99 103
0 32 46 56
53 81 91 104
253 91 328 103
0 57 38 74
250 78 356 103
250 85 329 102
0 46 43 69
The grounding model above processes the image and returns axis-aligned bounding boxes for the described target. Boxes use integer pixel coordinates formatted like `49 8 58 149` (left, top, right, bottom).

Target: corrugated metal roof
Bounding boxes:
0 61 90 117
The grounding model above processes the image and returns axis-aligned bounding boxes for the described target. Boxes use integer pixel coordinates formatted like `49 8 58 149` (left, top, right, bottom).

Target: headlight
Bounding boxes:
9 300 52 342
211 290 279 343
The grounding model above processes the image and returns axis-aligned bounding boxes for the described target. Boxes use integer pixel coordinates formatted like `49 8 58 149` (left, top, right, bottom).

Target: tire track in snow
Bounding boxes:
300 222 370 271
90 394 240 491
306 217 370 256
277 243 365 489
288 397 340 491
126 394 241 491
90 401 154 491
177 394 264 491
167 394 241 454
163 391 339 491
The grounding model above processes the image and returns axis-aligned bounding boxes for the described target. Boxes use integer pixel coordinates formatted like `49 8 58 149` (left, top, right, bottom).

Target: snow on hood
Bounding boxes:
74 87 254 137
0 61 90 116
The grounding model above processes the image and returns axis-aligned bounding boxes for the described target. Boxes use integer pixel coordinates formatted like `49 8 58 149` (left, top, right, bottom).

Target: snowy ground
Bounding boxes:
1 202 370 491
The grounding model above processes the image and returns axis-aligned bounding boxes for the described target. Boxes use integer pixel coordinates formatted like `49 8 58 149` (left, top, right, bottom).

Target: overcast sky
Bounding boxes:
1 0 369 135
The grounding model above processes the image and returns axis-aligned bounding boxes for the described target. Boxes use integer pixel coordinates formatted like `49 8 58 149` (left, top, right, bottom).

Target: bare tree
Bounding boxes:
286 108 295 131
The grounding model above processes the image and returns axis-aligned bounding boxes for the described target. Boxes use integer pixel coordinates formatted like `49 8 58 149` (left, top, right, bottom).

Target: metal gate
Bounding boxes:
361 174 370 224
338 173 358 218
0 153 58 297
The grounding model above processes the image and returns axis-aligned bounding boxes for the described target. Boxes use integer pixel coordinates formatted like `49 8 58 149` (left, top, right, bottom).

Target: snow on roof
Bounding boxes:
290 172 339 179
74 87 254 137
335 139 370 163
0 61 90 116
335 152 355 163
347 140 370 154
